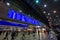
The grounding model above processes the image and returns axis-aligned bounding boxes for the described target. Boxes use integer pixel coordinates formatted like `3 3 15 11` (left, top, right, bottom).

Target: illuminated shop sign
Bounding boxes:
0 20 28 27
7 9 41 26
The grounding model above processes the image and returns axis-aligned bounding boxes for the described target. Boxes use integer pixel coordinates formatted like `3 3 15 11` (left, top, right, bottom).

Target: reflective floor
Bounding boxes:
0 30 57 40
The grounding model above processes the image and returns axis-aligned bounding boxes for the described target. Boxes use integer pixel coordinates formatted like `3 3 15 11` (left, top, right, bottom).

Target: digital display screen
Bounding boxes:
7 9 41 26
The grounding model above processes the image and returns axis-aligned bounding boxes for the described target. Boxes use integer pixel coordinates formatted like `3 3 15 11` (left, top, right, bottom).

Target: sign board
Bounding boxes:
0 20 28 27
7 9 41 26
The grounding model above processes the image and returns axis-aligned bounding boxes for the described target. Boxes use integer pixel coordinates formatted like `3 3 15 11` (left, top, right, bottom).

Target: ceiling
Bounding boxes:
39 0 60 26
4 0 49 26
23 0 60 26
4 0 60 26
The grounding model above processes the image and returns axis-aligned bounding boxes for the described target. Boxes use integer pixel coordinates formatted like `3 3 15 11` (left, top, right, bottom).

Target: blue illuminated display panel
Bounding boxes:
8 9 41 26
0 20 28 27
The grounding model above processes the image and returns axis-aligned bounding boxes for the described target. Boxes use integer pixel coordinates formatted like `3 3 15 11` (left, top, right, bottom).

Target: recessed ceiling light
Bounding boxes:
48 13 50 15
6 2 10 6
48 19 50 21
19 10 22 13
43 11 46 14
53 10 56 13
44 4 47 7
35 0 39 3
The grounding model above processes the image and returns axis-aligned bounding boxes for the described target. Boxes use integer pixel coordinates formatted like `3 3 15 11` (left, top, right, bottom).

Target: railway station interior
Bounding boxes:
0 0 60 40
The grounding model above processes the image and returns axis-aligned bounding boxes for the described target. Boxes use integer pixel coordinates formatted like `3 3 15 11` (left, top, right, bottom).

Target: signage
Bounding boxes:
0 20 28 27
7 9 41 26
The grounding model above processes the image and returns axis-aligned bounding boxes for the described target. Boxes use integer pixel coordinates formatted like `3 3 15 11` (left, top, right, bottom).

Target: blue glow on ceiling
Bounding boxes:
7 9 41 26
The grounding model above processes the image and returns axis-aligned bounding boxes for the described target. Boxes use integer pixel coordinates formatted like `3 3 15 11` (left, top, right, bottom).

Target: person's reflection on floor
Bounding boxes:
11 31 18 40
11 31 15 40
0 31 2 35
3 31 8 40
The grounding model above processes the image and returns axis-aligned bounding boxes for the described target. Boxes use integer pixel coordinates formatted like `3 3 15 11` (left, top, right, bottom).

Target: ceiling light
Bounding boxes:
6 2 10 6
43 11 46 14
53 10 56 13
48 19 50 21
48 13 50 15
44 4 47 7
19 10 22 13
36 0 39 3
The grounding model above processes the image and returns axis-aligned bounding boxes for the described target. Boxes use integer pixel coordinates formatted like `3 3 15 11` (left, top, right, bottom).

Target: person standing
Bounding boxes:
49 29 57 40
